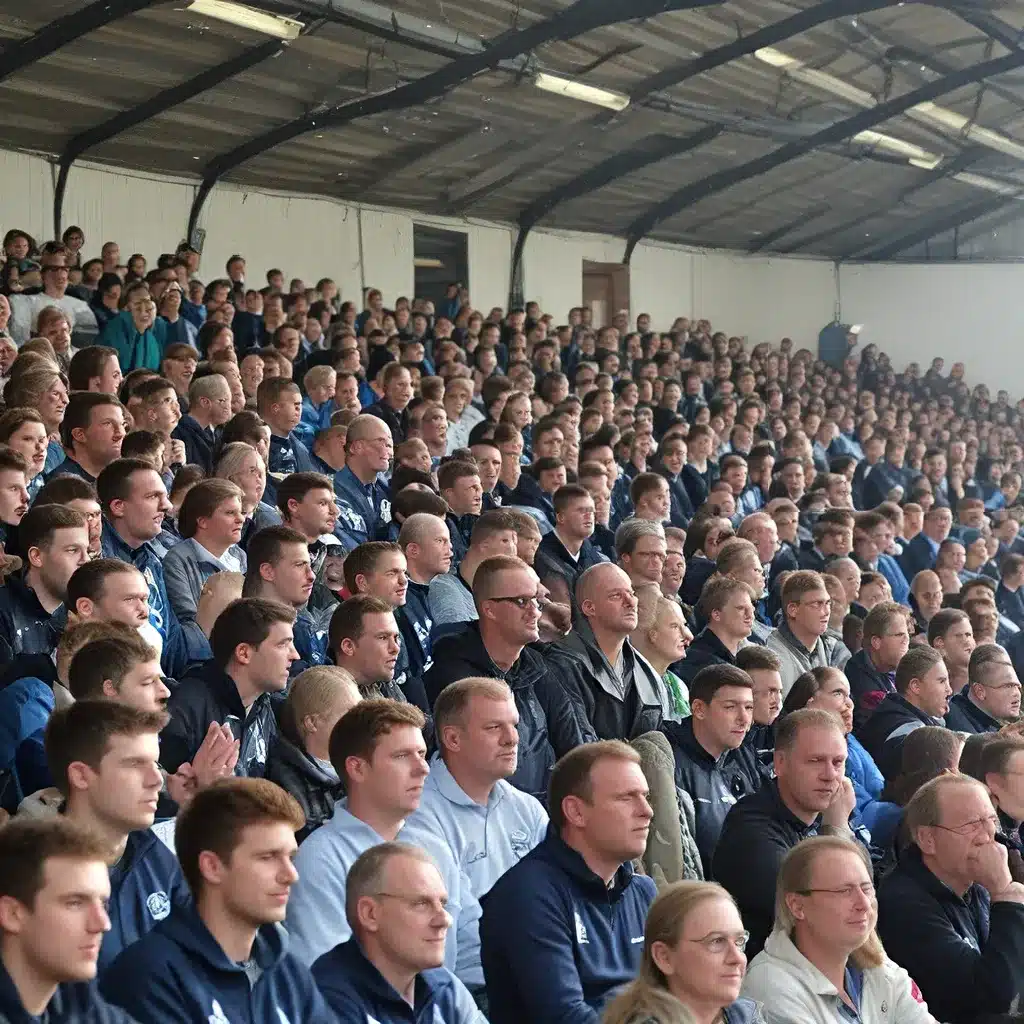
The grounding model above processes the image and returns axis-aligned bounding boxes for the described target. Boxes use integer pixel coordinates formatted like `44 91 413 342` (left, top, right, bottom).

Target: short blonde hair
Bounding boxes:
56 620 139 681
303 365 336 392
281 665 360 745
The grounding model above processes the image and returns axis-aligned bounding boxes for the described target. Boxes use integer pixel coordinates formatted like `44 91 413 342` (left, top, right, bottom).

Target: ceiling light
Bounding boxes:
952 172 1023 197
853 129 942 168
187 0 302 39
533 72 630 111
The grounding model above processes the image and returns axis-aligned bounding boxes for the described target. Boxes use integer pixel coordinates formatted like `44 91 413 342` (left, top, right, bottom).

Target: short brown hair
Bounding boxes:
328 594 394 654
328 698 425 779
343 542 403 595
433 677 511 746
178 478 244 539
774 707 843 753
471 554 531 610
905 773 988 838
19 503 86 555
698 574 753 619
781 570 827 614
67 633 159 701
548 740 640 831
276 471 334 520
175 777 305 894
895 645 944 695
862 601 906 643
209 598 297 668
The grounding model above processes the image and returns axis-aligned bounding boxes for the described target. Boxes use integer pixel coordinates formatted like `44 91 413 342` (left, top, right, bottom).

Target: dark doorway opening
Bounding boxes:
414 224 468 310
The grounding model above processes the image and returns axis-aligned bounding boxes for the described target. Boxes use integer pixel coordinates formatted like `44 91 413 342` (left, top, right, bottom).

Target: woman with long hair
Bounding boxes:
603 881 763 1024
743 837 936 1022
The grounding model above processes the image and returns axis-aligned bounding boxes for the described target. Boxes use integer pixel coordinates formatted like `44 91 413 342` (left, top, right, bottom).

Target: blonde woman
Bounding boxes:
604 881 764 1024
215 441 281 548
3 364 69 474
742 837 935 1023
631 583 692 720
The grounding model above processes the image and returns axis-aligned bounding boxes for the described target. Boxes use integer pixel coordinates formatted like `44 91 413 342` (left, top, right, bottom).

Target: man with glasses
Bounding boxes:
615 519 667 590
9 253 97 345
768 571 851 698
425 555 594 803
334 414 394 551
844 601 911 728
946 644 1022 734
877 773 1024 1023
171 373 232 475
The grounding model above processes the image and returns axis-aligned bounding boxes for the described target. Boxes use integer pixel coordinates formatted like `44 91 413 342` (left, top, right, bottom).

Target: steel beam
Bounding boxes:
0 0 158 82
746 207 831 253
621 49 1024 261
185 0 723 239
52 39 285 238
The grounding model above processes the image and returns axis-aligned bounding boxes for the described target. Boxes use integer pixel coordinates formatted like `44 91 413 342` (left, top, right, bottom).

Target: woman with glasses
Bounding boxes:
603 880 763 1024
743 836 935 1023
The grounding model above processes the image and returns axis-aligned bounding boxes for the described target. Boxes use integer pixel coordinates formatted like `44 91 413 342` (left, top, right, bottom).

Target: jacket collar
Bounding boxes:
664 715 736 770
102 518 155 560
161 902 288 975
762 928 842 997
777 621 823 658
426 752 502 810
324 938 451 1012
764 778 821 836
539 825 636 901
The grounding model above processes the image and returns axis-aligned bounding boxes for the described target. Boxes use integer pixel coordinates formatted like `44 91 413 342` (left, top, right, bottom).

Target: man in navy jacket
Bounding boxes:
0 817 140 1023
102 778 335 1024
45 701 190 973
899 505 952 582
480 740 656 1024
313 842 485 1023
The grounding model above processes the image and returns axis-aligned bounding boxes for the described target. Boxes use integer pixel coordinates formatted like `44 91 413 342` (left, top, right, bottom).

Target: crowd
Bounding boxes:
1 223 1024 1023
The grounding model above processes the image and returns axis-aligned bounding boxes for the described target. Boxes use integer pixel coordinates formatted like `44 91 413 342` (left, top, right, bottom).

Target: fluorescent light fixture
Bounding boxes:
952 172 1023 197
187 0 302 39
533 72 630 111
853 129 942 168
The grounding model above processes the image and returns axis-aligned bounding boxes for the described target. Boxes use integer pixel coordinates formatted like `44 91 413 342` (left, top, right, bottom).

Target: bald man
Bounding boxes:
397 513 453 678
549 563 667 739
910 569 944 638
334 414 394 550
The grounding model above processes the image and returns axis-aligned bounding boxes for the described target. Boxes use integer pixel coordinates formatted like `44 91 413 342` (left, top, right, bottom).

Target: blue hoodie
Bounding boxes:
313 938 484 1024
99 828 191 974
480 826 656 1024
0 959 137 1024
101 903 334 1024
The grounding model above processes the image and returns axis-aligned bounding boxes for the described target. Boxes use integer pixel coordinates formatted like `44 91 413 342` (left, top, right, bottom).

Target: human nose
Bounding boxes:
156 678 171 701
88 899 111 935
280 857 299 885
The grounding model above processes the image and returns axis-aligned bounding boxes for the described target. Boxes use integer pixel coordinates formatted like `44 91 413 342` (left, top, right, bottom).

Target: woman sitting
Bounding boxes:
743 836 937 1023
782 667 900 849
603 880 764 1024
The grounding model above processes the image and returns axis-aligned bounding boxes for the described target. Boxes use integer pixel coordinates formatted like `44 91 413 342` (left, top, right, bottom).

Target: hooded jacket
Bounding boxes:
534 531 607 591
506 472 556 529
550 620 663 742
425 623 595 803
480 826 656 1024
160 660 278 779
854 691 939 780
170 415 218 475
766 622 851 699
844 648 897 730
99 827 191 974
944 685 1003 734
743 927 935 1024
662 716 765 876
100 903 334 1024
265 731 344 843
0 960 138 1024
99 310 161 372
366 398 410 445
877 843 1024 1023
0 573 65 673
312 938 485 1024
674 627 739 685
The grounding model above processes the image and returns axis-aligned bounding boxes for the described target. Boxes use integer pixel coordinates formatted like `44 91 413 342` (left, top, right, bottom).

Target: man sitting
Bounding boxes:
678 576 756 684
843 601 910 728
945 643 1022 734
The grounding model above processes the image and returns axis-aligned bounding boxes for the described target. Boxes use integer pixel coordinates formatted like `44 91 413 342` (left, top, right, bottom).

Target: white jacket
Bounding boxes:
742 928 937 1024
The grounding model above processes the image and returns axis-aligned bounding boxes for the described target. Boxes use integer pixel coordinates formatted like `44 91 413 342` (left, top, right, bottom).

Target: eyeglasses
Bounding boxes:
798 882 875 900
372 892 449 914
489 595 542 610
930 815 1000 836
982 681 1022 692
685 931 750 954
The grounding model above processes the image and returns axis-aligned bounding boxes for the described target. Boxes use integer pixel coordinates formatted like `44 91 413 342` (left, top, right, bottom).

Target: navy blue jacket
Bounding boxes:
844 648 896 730
997 583 1024 630
506 473 555 527
899 532 938 582
171 415 218 475
100 828 190 974
534 531 606 592
293 607 328 674
45 456 96 484
0 573 66 673
659 469 696 528
398 579 433 680
334 465 391 551
944 686 1002 734
674 627 737 685
101 903 334 1024
681 462 714 510
0 959 138 1023
314 938 481 1024
680 555 716 607
854 691 937 780
480 827 656 1024
862 460 909 509
877 843 1024 1023
268 431 316 477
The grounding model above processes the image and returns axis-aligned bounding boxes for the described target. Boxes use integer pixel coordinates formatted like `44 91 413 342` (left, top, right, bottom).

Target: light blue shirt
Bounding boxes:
285 802 483 988
408 755 548 898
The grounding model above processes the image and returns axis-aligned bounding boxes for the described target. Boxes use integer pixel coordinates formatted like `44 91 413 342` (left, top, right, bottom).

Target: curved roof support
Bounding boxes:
185 0 724 239
0 0 159 82
621 49 1024 263
745 207 830 253
53 39 285 238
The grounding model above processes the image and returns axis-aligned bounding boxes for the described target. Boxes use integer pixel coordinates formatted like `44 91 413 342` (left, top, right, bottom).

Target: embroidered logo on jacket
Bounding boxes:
146 890 171 920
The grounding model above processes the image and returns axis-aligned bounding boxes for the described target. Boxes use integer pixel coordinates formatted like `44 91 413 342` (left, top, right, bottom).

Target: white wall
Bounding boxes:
837 262 1024 397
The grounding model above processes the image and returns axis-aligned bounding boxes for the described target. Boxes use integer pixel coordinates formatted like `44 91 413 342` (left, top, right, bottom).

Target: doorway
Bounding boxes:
414 224 468 310
582 260 630 330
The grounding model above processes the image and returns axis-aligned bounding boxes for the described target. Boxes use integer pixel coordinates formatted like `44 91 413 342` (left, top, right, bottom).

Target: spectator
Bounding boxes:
160 598 297 778
410 677 548 898
438 459 482 566
312 843 486 1024
480 741 656 1024
265 665 361 841
767 571 851 697
680 577 757 684
604 880 761 1024
285 699 483 990
877 774 1024 1023
425 555 595 802
328 594 408 703
397 512 453 678
534 483 605 595
615 518 667 591
67 632 168 712
946 643 1022 734
664 664 764 875
366 362 413 445
0 818 136 1021
171 374 232 474
900 506 953 581
743 836 934 1023
45 701 188 972
101 778 335 1023
275 471 339 585
881 725 965 811
713 708 856 959
716 538 772 642
630 583 693 720
258 378 316 477
334 414 394 549
844 601 911 728
929 607 978 695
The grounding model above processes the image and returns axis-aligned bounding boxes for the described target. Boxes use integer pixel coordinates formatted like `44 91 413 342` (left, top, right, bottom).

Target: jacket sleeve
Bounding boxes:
158 689 201 775
100 946 193 1023
284 841 351 966
454 864 484 990
878 885 1024 1020
534 662 598 754
162 551 200 627
481 880 599 1024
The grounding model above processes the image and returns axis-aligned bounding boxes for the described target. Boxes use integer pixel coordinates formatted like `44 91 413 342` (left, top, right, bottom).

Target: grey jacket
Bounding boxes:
767 622 851 698
163 538 247 655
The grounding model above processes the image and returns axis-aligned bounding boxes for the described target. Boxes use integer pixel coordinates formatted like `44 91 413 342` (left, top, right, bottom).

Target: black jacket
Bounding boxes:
844 648 897 730
659 469 696 529
0 574 66 673
797 547 827 573
944 687 1002 735
265 732 344 842
854 691 938 780
171 414 218 475
711 778 821 959
424 622 595 802
680 555 716 607
534 531 606 591
365 399 410 445
663 717 765 876
506 473 556 526
877 843 1024 1023
675 627 738 685
160 660 279 779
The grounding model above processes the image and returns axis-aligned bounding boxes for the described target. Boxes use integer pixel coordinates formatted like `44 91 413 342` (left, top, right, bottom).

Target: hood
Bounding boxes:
269 732 338 786
538 824 637 901
759 928 838 996
181 659 250 719
663 716 724 769
160 902 288 976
